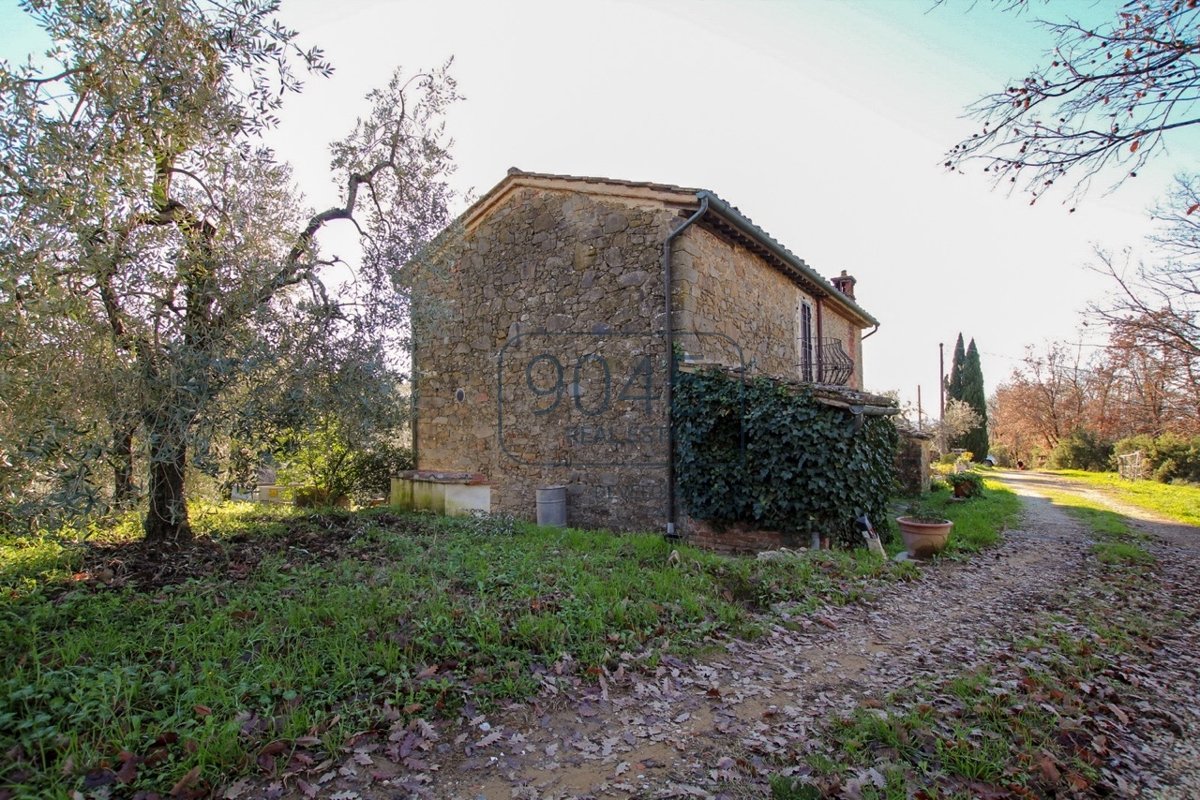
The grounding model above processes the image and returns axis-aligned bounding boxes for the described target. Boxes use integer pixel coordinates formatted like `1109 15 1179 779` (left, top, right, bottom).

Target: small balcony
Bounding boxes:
800 337 855 386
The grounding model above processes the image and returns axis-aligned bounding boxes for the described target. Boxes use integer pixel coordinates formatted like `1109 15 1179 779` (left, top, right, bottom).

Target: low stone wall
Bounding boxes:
390 470 491 517
895 432 933 495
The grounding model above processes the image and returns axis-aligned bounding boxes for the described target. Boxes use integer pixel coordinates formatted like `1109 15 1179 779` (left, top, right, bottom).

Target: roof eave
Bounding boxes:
450 170 880 329
695 191 880 328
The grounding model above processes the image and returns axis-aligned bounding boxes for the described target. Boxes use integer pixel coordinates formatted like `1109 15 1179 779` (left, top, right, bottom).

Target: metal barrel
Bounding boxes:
535 485 567 527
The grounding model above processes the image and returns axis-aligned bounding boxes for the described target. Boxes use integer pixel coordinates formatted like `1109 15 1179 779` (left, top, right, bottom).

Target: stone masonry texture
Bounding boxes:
412 182 870 534
673 225 862 388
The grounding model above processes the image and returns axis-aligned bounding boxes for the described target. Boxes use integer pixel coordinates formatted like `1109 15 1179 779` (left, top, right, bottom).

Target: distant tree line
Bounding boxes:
990 328 1200 479
988 165 1200 479
948 1 1200 481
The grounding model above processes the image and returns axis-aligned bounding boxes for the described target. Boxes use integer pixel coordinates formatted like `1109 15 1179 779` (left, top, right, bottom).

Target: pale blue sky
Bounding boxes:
1 1 1181 418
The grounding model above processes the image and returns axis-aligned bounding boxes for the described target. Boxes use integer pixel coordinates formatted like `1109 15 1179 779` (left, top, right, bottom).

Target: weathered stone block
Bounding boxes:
602 212 628 233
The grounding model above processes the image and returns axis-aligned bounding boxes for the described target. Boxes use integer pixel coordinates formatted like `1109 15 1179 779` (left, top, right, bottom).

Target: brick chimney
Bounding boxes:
831 269 857 299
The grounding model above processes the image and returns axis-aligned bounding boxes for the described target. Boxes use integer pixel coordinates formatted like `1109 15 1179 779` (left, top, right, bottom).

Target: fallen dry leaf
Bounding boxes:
170 765 201 797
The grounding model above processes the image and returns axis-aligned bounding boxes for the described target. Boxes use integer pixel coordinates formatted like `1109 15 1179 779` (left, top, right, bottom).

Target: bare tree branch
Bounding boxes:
946 1 1200 202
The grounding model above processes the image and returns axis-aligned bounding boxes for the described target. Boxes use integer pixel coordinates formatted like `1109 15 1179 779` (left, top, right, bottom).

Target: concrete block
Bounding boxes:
445 484 492 516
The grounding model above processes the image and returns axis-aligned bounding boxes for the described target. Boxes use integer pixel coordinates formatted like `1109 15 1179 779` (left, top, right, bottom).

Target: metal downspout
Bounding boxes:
858 323 879 389
663 196 709 539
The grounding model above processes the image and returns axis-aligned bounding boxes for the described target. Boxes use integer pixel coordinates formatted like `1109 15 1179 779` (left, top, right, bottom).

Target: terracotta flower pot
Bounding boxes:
896 516 953 558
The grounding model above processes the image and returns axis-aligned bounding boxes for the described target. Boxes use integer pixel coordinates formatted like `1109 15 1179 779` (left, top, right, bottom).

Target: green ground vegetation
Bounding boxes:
896 478 1022 556
945 478 1022 553
1 502 932 799
1044 469 1200 527
1033 483 1156 566
1 482 1019 799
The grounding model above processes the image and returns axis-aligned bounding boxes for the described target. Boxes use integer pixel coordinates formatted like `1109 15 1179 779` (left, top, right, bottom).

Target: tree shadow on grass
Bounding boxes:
30 510 428 596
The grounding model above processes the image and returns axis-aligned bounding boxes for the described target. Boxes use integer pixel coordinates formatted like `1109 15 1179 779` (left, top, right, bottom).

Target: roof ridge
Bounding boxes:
504 167 704 197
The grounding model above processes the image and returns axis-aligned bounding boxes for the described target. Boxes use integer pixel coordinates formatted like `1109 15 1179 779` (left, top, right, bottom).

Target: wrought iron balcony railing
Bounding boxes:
800 337 855 386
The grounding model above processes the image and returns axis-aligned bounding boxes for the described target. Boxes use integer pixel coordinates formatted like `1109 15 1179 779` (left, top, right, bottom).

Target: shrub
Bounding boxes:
349 441 415 501
276 418 413 507
946 471 985 498
987 443 1015 468
1113 432 1200 484
1049 428 1114 472
1112 433 1155 461
293 486 347 508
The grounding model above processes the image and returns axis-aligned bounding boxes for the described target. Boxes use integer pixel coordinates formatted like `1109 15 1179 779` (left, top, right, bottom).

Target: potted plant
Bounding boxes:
895 503 953 557
946 471 984 499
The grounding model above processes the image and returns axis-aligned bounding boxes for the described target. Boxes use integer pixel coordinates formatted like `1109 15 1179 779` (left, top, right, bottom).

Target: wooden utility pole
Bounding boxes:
938 342 945 418
917 385 923 430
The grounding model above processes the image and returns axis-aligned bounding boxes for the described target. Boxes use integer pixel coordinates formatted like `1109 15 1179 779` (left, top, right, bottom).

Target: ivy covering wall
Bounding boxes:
674 369 899 547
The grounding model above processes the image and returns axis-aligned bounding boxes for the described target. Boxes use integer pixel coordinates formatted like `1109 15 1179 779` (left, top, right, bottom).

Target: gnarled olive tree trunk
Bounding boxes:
142 408 193 543
144 440 190 542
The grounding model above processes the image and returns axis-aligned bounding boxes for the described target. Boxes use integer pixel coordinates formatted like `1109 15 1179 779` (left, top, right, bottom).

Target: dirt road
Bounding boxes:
264 473 1200 799
997 469 1200 552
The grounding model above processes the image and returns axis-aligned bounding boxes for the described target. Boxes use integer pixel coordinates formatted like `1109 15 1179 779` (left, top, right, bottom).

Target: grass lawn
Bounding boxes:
1044 469 1200 527
2 499 985 800
941 478 1023 554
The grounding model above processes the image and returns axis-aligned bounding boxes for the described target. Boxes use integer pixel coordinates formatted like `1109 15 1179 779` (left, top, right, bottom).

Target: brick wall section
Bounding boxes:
685 518 811 555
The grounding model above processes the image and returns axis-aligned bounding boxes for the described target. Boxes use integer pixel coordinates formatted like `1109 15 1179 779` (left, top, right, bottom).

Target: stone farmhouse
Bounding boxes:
395 169 889 535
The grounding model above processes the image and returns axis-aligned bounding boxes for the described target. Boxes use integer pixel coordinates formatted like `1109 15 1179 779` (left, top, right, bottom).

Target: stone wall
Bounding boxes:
819 311 863 389
672 225 802 379
673 225 864 389
895 433 933 496
412 184 873 534
412 187 677 531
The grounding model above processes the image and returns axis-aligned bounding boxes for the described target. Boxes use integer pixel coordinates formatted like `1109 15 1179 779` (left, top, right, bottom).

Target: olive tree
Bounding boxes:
933 399 983 456
0 0 457 543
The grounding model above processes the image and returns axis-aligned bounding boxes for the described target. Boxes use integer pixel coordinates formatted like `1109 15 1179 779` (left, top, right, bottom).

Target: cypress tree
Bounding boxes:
947 333 967 403
961 338 989 458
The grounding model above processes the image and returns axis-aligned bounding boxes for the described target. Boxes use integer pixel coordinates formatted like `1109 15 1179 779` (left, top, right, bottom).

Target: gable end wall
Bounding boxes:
412 187 676 531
